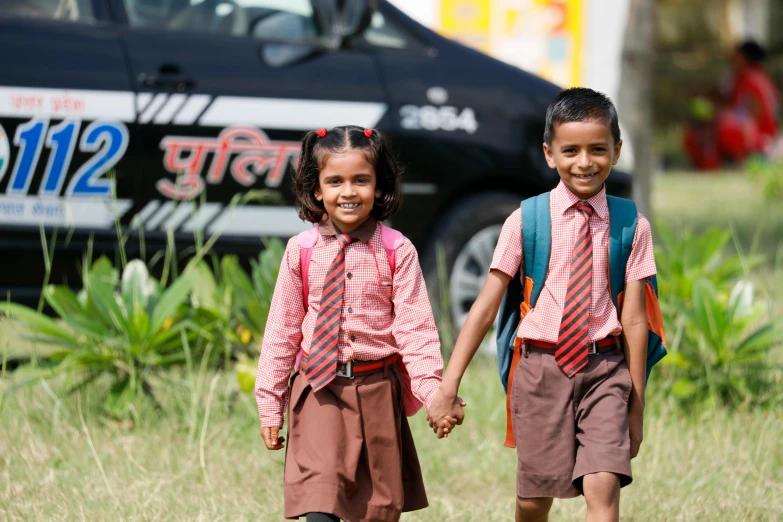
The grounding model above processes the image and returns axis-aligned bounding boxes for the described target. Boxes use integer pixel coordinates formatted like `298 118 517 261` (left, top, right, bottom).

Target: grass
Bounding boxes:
2 172 783 520
1 357 782 521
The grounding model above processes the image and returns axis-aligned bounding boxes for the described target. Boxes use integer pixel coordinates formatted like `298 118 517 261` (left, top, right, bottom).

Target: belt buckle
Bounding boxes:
587 341 598 355
336 360 354 379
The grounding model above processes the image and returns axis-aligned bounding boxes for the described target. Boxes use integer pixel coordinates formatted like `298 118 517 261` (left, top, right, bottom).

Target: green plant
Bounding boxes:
223 241 285 393
655 222 781 408
0 257 203 418
191 239 284 346
746 156 783 201
664 279 782 407
221 240 284 340
654 221 764 309
433 243 458 354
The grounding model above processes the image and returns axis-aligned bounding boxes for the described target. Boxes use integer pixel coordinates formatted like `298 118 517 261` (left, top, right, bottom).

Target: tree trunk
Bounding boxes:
618 0 656 220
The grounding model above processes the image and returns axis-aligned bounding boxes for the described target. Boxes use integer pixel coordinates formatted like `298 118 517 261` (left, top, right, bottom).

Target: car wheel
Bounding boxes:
421 192 521 351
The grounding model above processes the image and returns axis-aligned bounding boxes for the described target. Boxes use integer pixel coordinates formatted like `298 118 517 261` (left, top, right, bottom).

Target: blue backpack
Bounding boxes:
495 192 667 448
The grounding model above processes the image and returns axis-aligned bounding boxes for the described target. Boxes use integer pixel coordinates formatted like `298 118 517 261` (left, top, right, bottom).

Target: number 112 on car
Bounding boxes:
5 118 128 198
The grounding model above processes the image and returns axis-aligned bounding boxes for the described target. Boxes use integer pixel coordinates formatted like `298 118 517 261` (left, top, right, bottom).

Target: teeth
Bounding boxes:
339 204 359 209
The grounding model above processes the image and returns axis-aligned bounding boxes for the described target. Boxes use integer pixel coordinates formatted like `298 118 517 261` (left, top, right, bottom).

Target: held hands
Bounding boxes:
426 388 466 439
262 427 286 450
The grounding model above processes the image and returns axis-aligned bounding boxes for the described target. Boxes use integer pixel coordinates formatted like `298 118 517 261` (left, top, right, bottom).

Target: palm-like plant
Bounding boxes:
1 257 199 417
655 222 781 407
667 279 782 406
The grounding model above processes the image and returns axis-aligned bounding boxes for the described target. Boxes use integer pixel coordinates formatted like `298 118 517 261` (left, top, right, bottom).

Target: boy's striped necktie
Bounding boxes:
305 233 354 391
555 202 594 378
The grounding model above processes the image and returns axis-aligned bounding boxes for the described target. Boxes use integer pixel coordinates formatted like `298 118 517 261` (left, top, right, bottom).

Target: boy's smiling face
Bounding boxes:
543 119 623 199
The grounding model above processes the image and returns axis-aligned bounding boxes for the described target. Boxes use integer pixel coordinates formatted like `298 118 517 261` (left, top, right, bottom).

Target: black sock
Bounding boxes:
305 513 339 522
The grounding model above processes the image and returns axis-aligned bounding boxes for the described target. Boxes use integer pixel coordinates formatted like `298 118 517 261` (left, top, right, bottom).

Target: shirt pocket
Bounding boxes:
361 281 394 330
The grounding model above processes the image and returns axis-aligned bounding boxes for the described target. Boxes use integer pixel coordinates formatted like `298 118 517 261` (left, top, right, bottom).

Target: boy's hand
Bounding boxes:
427 389 466 439
262 427 286 450
628 398 644 459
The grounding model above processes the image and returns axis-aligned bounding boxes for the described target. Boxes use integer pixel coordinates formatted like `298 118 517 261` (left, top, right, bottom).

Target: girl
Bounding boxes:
255 125 450 522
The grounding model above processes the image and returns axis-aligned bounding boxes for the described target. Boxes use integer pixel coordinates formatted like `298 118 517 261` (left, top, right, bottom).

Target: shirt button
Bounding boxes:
347 307 353 314
346 272 352 279
350 335 356 342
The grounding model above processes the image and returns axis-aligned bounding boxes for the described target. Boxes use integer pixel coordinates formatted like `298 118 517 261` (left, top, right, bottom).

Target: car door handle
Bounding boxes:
138 72 196 92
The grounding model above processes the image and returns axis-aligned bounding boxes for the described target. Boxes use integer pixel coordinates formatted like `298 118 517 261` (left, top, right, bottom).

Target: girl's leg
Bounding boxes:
516 496 553 522
305 513 339 522
582 472 620 522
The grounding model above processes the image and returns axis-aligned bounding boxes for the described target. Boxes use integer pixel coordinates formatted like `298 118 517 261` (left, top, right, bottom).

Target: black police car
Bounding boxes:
0 0 631 325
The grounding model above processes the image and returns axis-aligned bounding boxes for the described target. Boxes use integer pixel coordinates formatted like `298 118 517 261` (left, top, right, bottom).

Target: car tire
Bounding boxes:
420 191 522 346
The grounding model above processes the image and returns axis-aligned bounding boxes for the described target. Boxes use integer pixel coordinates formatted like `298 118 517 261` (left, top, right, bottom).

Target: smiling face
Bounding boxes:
315 150 380 233
543 119 623 199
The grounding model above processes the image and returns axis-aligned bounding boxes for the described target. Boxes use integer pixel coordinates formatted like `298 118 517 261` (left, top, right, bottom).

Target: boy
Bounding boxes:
428 88 656 522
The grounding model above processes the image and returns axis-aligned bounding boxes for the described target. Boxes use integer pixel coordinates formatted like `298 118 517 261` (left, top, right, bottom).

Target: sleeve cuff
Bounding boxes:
626 270 657 283
419 380 441 411
260 416 284 430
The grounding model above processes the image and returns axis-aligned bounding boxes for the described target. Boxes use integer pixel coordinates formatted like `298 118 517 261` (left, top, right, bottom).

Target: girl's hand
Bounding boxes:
433 417 457 439
262 427 286 450
427 389 466 439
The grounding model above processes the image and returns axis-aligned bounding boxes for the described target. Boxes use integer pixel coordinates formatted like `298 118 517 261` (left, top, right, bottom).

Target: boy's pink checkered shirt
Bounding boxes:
490 182 657 344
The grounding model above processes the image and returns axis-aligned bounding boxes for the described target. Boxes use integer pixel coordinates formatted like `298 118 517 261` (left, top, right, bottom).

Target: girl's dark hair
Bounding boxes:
737 40 766 65
544 87 621 145
294 125 403 223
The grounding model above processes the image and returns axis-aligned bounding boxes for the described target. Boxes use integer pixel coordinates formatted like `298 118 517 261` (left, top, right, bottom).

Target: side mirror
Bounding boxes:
311 0 378 49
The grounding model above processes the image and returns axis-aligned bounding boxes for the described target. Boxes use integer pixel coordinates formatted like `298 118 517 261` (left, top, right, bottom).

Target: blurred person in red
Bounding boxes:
684 40 780 170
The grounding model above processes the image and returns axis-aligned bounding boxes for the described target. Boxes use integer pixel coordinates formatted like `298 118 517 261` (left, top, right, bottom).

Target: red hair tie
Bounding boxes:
363 128 373 138
316 128 327 138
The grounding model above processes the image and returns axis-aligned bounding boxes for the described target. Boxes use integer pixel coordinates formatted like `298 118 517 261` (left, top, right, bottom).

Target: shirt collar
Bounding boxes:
318 215 378 243
552 181 609 220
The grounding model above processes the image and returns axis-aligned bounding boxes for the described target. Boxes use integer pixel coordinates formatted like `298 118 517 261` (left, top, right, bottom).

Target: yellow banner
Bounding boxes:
438 0 584 86
440 0 492 52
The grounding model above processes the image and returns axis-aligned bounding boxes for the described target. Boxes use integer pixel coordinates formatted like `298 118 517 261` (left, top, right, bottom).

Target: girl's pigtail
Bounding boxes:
297 130 319 179
294 130 325 223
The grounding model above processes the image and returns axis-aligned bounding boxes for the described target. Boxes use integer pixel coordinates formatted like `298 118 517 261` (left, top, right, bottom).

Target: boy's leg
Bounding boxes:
516 496 553 522
571 351 633 520
582 472 620 522
305 513 340 522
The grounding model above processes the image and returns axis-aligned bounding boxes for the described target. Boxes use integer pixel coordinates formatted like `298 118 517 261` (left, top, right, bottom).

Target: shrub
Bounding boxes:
654 222 782 408
0 258 201 418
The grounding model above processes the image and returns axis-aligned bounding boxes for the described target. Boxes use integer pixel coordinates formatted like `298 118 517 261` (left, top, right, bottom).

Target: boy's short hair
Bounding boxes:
544 87 621 145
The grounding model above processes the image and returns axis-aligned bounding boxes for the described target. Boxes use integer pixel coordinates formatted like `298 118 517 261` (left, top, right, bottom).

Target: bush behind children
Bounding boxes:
257 88 660 522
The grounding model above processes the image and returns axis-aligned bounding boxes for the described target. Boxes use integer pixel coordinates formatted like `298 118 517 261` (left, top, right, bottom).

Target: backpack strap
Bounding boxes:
376 223 424 417
496 202 524 394
522 192 551 308
297 226 320 313
497 192 551 394
606 196 638 308
379 223 404 275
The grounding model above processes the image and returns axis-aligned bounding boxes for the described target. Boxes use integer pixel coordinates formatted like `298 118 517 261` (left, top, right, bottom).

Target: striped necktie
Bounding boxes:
555 202 594 378
304 233 354 391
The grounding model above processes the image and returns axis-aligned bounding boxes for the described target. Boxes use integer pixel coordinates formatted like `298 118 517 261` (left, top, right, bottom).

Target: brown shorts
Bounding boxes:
511 345 633 499
283 363 427 522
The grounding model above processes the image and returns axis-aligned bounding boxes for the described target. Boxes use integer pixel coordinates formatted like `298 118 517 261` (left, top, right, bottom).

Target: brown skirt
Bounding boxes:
283 363 428 522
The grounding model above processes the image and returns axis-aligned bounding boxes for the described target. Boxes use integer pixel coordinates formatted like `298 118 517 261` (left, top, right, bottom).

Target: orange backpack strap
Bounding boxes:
497 193 551 449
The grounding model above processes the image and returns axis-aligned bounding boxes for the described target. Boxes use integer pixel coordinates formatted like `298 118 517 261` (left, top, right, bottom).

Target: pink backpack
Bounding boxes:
295 223 423 417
